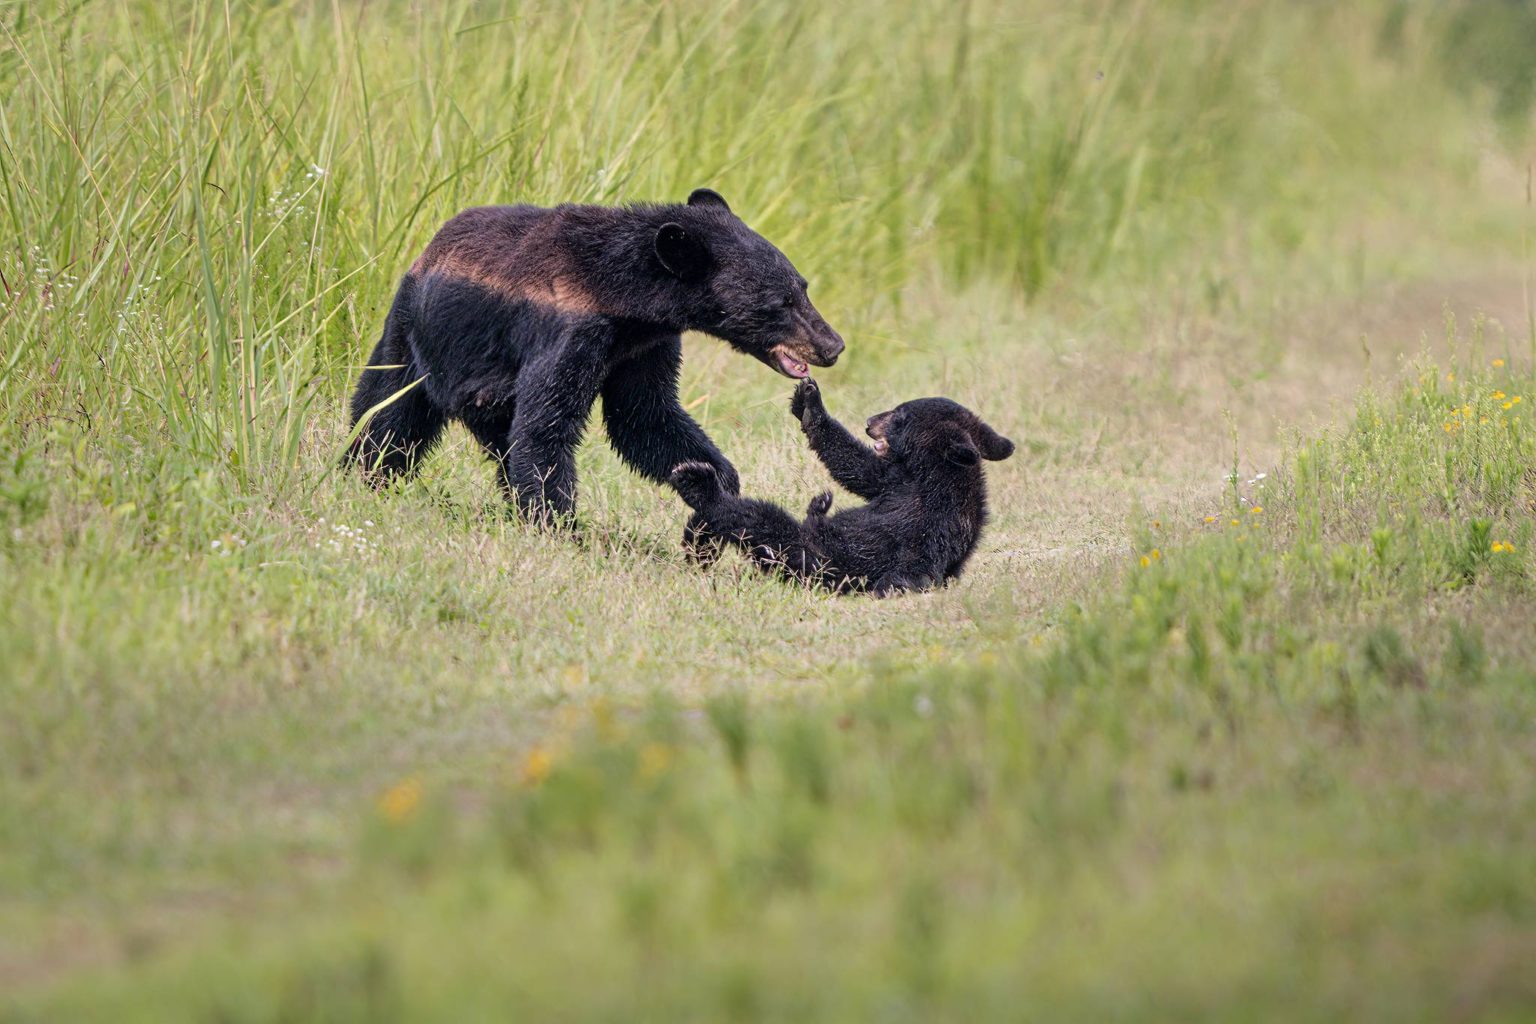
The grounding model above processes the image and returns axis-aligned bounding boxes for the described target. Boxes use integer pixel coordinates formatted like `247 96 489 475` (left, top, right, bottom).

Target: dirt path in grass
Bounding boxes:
967 273 1531 610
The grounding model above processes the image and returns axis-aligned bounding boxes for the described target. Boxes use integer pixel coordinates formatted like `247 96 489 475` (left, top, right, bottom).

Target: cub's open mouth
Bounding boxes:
865 415 891 456
770 345 812 379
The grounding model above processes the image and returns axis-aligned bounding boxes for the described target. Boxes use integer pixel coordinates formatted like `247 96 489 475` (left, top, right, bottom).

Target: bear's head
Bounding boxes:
653 189 844 379
864 397 1015 473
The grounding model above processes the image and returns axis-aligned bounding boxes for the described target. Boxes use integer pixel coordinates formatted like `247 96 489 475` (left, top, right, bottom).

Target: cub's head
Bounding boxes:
653 189 844 379
864 397 1014 474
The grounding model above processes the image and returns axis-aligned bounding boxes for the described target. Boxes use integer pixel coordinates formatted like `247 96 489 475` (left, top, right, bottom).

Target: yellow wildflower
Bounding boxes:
1493 391 1506 400
1151 548 1162 561
378 778 422 824
1204 515 1217 524
1139 555 1151 568
638 742 674 781
1513 395 1523 404
1446 372 1455 382
1230 518 1240 527
589 696 619 739
1249 506 1263 515
1503 402 1514 411
521 746 554 786
1492 358 1505 367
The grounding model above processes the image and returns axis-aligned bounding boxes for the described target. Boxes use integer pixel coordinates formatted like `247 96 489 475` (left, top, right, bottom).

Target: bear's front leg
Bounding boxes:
504 321 613 526
601 336 741 496
601 336 739 562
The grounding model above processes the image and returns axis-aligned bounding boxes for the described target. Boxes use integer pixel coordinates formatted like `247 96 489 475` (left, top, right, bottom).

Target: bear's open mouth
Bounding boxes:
871 437 889 457
769 345 812 379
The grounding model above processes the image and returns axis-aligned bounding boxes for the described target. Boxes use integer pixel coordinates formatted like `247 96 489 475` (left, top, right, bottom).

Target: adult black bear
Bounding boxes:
670 379 1014 595
346 189 844 523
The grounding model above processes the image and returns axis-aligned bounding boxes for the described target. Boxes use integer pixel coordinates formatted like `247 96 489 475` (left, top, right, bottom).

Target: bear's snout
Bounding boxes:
812 327 845 365
770 320 843 379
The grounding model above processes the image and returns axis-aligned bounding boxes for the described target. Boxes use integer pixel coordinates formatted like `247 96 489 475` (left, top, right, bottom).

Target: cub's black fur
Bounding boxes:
671 379 1014 595
346 189 843 523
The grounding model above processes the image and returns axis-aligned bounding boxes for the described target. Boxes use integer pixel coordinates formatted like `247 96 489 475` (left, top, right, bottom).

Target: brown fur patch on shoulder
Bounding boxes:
411 251 599 316
527 276 599 316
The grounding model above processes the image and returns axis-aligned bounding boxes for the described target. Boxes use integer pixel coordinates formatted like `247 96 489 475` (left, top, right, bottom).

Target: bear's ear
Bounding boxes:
655 222 711 281
687 188 731 213
972 420 1015 461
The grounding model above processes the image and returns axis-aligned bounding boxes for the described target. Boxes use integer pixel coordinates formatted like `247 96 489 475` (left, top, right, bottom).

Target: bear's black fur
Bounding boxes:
670 379 1014 595
346 189 844 523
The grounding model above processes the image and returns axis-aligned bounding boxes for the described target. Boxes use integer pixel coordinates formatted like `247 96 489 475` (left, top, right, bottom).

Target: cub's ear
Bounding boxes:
972 420 1015 461
946 435 982 467
655 222 711 280
687 188 731 212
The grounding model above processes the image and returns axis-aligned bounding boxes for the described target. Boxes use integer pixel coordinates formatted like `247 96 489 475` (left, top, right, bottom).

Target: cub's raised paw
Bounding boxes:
805 490 833 518
790 377 823 428
669 461 723 509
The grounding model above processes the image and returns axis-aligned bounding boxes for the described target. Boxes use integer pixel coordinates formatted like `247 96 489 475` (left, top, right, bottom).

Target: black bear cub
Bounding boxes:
670 379 1014 595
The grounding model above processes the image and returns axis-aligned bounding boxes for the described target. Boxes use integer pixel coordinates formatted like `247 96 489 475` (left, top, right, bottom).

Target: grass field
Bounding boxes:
3 0 1536 1019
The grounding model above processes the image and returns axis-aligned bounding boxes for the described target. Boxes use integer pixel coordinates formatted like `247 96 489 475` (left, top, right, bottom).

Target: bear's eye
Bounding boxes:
780 295 795 309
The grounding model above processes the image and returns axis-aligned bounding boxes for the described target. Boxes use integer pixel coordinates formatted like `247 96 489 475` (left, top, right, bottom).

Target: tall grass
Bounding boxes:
0 0 1503 502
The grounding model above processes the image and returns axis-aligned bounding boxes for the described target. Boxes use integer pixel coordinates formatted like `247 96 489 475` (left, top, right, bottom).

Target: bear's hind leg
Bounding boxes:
669 463 829 587
347 328 446 482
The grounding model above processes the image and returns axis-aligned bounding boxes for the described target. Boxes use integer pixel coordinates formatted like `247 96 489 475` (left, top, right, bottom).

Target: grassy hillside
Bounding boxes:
2 0 1534 1018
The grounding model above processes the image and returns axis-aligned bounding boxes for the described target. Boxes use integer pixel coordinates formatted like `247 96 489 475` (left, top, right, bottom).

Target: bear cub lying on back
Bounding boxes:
670 379 1013 595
